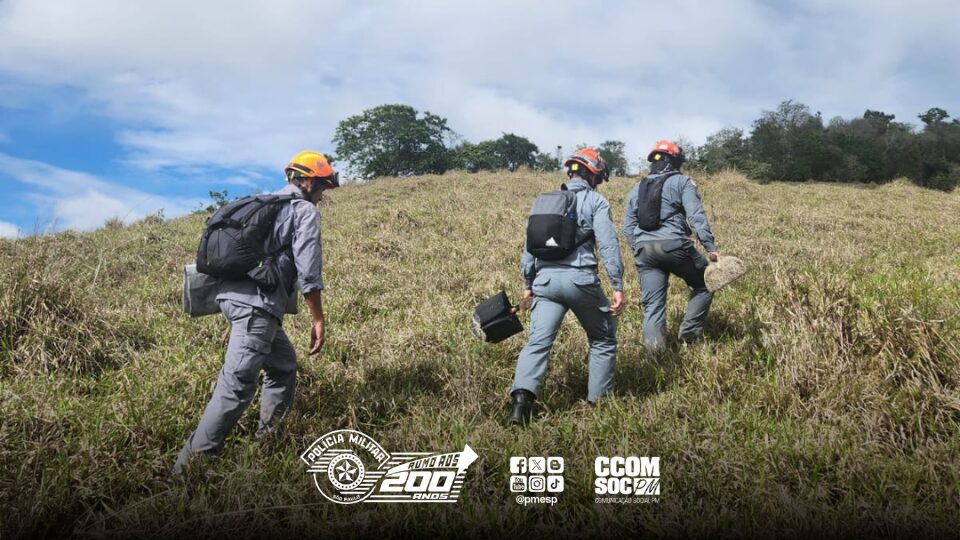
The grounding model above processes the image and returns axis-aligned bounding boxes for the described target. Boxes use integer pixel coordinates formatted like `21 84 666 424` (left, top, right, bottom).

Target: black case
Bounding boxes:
473 291 523 343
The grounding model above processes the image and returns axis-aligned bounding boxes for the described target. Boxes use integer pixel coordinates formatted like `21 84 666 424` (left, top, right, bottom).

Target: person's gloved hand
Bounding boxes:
708 251 720 262
610 291 625 316
518 289 534 312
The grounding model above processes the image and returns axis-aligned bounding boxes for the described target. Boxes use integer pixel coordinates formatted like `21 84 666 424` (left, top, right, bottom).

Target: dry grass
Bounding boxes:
1 171 959 538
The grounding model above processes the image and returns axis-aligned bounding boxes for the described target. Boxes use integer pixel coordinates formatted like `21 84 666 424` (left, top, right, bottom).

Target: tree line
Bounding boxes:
331 102 960 191
331 104 629 179
692 101 960 190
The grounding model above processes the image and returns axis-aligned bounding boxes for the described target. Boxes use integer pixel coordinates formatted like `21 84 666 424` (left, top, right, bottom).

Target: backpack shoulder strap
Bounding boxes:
211 193 299 221
261 194 301 255
253 193 300 205
641 170 681 184
573 233 594 249
663 171 681 182
572 188 595 248
659 171 683 213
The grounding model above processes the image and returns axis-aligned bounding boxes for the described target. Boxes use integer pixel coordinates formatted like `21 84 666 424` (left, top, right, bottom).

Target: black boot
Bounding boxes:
510 389 535 426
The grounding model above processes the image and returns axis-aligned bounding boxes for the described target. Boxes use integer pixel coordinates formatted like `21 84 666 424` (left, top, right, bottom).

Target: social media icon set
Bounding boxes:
510 456 564 493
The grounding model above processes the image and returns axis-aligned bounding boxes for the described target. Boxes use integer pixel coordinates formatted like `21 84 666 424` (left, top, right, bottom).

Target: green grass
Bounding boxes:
2 171 959 538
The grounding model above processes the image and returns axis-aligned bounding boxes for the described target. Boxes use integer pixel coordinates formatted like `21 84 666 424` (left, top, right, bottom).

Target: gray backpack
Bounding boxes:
525 186 592 260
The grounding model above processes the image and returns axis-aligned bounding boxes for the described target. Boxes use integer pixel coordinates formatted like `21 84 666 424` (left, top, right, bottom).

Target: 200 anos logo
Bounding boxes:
301 429 478 504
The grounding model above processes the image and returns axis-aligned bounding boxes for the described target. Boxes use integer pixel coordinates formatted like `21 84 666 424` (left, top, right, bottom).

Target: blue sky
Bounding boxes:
1 0 958 238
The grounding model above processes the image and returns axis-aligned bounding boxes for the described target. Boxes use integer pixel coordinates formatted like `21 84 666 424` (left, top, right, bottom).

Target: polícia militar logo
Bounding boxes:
301 429 477 504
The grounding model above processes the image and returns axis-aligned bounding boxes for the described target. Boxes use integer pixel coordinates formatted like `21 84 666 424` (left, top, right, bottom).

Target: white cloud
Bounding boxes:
52 191 136 231
0 0 958 172
0 220 19 239
0 152 202 231
220 175 266 193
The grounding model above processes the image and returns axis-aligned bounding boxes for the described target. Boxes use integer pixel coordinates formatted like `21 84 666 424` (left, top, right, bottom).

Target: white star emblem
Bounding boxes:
335 460 357 483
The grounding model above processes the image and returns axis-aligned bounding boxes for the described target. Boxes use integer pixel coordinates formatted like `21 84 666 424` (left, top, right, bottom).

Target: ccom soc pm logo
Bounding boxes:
301 429 478 504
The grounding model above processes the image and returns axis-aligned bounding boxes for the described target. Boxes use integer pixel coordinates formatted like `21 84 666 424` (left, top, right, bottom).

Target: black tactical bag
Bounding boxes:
472 291 523 344
195 194 297 292
635 171 679 231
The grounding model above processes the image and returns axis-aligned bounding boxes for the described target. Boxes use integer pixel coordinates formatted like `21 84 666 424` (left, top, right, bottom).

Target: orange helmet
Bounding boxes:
564 147 609 183
647 140 685 163
284 151 339 189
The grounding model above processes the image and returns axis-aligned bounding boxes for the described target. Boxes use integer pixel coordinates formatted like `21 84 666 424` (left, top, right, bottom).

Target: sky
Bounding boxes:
1 0 958 238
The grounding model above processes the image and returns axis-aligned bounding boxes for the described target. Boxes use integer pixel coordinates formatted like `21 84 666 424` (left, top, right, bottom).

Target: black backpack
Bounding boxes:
635 171 680 231
525 185 593 260
196 194 297 292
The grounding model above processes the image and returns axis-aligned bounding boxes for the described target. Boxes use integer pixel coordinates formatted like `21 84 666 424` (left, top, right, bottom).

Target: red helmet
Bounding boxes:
647 140 685 163
564 147 610 183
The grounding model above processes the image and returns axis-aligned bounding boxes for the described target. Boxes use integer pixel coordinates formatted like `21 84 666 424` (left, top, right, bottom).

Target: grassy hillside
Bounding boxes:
2 170 959 538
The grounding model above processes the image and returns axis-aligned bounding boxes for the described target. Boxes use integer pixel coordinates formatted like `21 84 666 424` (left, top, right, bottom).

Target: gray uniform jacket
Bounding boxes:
622 171 717 254
216 183 324 320
522 178 624 291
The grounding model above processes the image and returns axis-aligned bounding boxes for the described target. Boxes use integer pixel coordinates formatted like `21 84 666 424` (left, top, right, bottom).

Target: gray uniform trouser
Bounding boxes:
634 238 713 351
512 268 618 403
176 299 296 467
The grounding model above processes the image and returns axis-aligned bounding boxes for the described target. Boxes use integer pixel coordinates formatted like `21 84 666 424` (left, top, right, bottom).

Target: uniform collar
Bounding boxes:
564 178 593 192
277 183 307 199
648 165 680 178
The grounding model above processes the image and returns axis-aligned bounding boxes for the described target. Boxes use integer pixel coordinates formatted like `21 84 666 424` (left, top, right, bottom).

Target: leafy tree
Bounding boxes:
332 104 451 178
914 108 960 188
915 108 953 186
923 163 960 191
598 140 629 176
450 140 498 172
693 128 748 173
750 100 834 181
533 151 560 172
864 110 896 126
492 133 539 171
919 107 949 126
821 110 919 182
209 190 231 208
202 190 234 213
673 137 697 162
695 102 960 190
450 133 539 172
822 118 870 182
